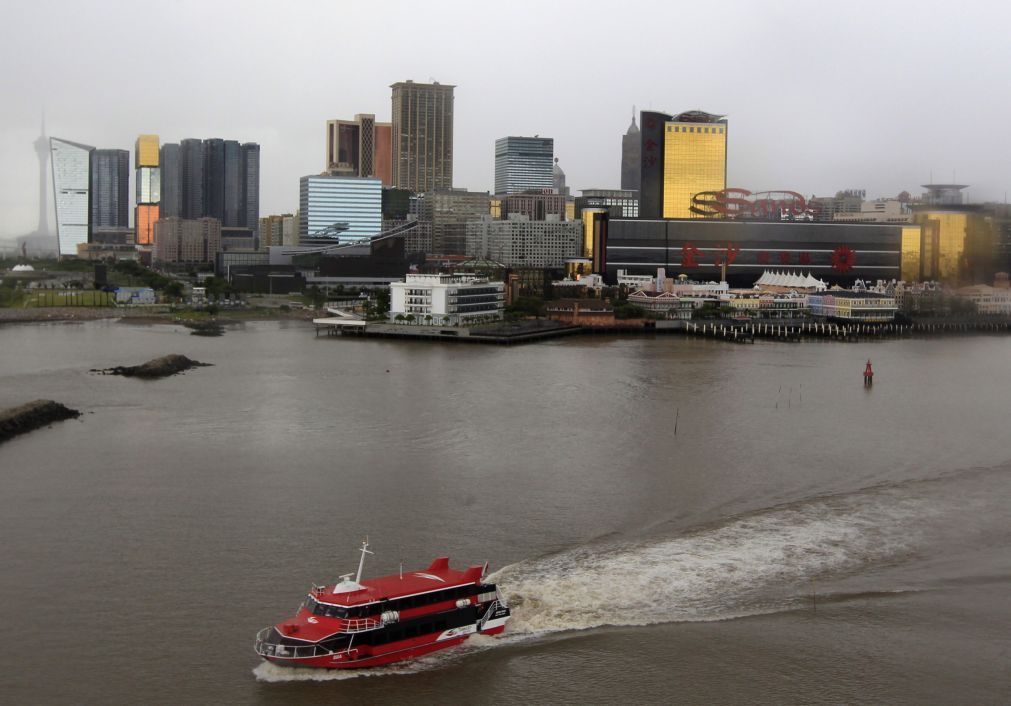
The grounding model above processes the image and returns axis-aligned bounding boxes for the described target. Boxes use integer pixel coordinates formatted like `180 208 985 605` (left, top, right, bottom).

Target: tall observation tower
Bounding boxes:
34 111 51 235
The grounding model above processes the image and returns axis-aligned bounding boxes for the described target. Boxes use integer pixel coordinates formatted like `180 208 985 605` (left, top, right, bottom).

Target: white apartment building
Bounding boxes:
389 273 505 326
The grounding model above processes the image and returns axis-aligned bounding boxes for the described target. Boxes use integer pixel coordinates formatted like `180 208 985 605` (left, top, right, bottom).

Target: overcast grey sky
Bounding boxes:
2 0 1010 239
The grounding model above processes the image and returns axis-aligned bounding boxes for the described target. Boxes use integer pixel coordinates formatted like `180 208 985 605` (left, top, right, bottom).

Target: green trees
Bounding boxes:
374 289 391 317
163 281 184 300
305 285 325 308
506 297 545 318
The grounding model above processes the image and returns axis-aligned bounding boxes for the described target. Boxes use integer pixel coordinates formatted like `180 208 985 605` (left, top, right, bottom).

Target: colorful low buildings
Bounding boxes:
627 290 694 319
808 291 897 322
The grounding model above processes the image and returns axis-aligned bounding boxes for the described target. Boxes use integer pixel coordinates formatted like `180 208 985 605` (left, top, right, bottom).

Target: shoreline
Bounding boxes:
0 307 320 326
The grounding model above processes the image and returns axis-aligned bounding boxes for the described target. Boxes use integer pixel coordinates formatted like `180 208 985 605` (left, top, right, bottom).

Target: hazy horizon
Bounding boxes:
2 0 1010 240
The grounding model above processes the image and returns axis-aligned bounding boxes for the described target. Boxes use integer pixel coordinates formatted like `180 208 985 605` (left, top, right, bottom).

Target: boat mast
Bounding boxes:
355 539 373 584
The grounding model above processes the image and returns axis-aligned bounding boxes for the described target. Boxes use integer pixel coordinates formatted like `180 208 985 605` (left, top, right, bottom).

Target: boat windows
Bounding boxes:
386 584 478 613
304 596 351 619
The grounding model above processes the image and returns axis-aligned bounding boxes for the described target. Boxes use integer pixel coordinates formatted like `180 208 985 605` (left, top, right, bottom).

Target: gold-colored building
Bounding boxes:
909 208 996 284
581 208 608 273
135 134 159 167
662 112 727 219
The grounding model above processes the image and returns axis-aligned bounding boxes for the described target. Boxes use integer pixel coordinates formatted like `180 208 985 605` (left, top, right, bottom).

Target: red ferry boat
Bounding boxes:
254 542 511 669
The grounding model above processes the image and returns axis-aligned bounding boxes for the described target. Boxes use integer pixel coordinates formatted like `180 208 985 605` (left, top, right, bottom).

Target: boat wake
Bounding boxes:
490 475 983 635
254 467 1008 681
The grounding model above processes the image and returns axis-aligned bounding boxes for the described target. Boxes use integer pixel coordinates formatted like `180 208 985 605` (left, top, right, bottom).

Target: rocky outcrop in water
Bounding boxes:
92 354 211 379
0 400 81 444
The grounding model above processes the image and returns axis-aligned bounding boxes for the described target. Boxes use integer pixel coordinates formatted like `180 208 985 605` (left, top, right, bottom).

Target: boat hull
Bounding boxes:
261 619 508 670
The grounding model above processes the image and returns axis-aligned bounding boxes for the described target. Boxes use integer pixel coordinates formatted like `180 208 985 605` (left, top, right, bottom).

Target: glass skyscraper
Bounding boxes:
135 134 160 246
661 111 727 219
299 175 382 243
89 148 130 232
160 143 181 218
50 137 94 257
242 143 260 232
159 138 258 232
494 136 554 195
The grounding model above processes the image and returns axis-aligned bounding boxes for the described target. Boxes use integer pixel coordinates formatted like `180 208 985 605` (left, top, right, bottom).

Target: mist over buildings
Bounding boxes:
2 0 1010 241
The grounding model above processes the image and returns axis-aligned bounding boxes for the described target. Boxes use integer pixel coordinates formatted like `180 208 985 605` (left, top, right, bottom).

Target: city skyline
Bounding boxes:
3 0 1011 241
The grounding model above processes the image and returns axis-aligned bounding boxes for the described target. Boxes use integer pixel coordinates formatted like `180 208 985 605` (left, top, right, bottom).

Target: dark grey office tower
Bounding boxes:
639 110 672 219
160 143 181 218
180 138 204 219
89 148 130 234
223 140 242 226
621 110 641 192
241 143 260 231
203 138 225 221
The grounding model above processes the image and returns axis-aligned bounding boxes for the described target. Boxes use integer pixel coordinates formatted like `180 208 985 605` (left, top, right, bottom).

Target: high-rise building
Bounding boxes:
160 143 181 218
374 124 392 187
390 80 455 192
299 175 382 243
911 202 996 284
223 140 243 227
638 111 672 219
494 136 554 195
242 143 260 233
89 149 130 234
326 114 393 186
662 111 727 219
621 110 641 192
135 134 160 246
422 189 491 255
180 139 205 219
203 138 225 221
160 138 259 231
50 137 94 258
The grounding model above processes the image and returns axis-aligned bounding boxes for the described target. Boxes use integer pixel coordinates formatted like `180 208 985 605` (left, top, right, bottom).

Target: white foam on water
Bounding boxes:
491 485 937 635
255 471 1000 680
253 656 433 682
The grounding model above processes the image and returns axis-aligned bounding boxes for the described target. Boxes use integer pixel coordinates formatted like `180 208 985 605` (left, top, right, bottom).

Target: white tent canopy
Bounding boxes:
754 270 828 291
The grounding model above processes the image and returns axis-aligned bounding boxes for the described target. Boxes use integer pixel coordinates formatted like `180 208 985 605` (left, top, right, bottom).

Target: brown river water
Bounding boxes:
1 319 1009 704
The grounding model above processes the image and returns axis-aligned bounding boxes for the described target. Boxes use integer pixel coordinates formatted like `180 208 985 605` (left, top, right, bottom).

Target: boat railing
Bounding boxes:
254 627 333 660
340 616 383 633
478 600 501 631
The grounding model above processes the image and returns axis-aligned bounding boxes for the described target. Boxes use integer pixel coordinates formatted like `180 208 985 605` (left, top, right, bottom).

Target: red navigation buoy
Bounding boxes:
864 359 874 387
